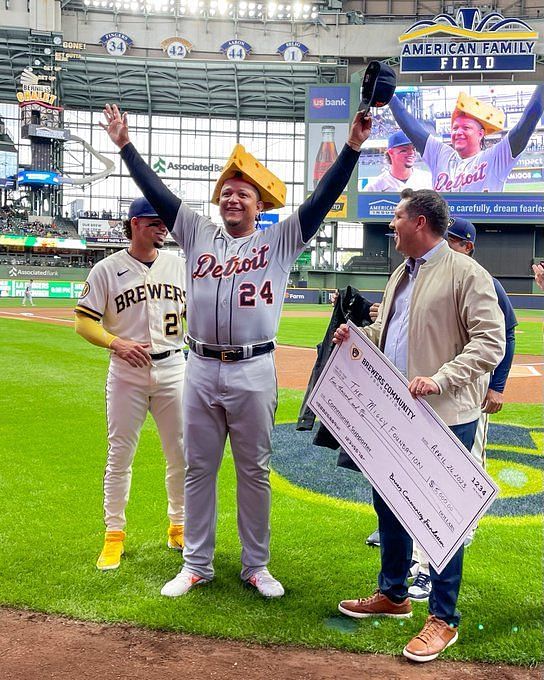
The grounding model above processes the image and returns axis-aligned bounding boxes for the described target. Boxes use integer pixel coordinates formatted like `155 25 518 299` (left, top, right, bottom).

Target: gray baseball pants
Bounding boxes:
182 351 278 581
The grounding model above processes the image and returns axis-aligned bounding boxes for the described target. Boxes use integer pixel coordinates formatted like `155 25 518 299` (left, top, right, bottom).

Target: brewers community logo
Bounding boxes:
350 344 362 360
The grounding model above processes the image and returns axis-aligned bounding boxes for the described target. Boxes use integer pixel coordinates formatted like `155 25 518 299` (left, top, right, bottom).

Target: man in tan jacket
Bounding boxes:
333 188 505 663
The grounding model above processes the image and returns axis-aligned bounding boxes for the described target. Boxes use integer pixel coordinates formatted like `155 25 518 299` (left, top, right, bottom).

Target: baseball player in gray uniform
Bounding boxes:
389 85 544 192
101 103 371 597
75 197 187 570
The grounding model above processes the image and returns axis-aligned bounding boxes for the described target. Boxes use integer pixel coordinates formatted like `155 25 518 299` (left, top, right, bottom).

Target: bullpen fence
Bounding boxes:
1 281 543 309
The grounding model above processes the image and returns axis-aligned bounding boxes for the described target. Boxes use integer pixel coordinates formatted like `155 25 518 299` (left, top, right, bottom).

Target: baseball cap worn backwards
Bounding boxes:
358 61 397 114
387 131 412 150
212 144 286 210
448 217 476 243
128 197 159 220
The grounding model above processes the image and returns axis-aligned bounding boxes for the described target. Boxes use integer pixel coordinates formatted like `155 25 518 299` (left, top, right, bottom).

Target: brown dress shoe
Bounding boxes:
403 614 458 662
338 589 412 619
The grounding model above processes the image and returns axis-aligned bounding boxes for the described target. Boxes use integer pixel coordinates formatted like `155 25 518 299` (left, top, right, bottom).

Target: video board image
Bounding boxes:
358 83 544 194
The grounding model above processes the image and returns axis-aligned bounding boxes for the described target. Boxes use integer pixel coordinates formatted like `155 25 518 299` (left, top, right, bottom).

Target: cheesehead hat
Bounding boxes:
358 60 397 114
452 93 505 135
211 144 286 210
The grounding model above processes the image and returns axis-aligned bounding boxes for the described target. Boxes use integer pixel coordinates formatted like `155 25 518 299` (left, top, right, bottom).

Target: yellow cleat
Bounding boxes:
167 524 184 551
96 530 125 571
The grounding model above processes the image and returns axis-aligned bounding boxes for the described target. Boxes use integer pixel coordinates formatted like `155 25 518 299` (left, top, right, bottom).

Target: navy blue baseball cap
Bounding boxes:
387 131 413 150
128 197 159 220
447 217 476 243
358 61 397 114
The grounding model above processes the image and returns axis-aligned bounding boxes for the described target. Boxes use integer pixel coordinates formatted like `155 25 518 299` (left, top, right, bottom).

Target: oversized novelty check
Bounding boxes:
308 321 498 573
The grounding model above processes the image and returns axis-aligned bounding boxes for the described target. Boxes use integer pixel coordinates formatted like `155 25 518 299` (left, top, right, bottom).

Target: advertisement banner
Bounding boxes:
0 235 87 249
0 265 90 281
307 86 351 120
78 218 128 243
358 193 544 222
0 280 85 298
284 288 321 304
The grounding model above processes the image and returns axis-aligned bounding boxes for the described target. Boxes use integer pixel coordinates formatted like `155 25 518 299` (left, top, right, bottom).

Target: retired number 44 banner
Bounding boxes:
308 321 498 573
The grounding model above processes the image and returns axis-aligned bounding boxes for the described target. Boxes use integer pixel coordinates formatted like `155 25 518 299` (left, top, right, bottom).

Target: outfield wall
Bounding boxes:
0 280 85 298
285 287 544 310
2 280 543 310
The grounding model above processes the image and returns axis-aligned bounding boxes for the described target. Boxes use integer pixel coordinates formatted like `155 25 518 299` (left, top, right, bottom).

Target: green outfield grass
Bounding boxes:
0 317 542 665
278 307 543 355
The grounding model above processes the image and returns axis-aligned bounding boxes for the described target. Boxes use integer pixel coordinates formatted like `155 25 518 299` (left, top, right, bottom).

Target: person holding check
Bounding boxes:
333 188 505 663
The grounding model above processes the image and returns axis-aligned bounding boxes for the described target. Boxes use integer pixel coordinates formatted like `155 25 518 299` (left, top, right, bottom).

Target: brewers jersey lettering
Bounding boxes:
76 249 186 353
76 247 187 535
423 134 516 193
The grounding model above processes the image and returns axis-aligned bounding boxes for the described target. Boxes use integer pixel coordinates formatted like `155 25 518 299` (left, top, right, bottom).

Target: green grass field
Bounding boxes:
0 308 542 665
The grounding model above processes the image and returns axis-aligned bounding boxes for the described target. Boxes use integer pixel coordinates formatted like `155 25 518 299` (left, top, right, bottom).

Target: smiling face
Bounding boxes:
388 198 422 257
131 216 168 249
447 233 474 256
388 143 416 174
451 115 485 159
218 177 264 237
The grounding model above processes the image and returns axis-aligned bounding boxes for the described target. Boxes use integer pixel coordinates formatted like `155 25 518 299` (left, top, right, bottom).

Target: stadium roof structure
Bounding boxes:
0 27 346 120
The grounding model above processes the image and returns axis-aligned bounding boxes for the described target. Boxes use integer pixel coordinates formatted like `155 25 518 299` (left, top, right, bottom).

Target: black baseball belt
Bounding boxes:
149 349 183 361
187 337 275 362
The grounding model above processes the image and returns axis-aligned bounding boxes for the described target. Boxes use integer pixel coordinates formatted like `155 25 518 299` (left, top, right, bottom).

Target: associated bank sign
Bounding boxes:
152 157 222 175
308 86 350 120
399 8 538 73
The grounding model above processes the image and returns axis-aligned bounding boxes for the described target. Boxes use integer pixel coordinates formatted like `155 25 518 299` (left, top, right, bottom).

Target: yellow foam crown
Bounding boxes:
211 144 286 210
452 93 505 135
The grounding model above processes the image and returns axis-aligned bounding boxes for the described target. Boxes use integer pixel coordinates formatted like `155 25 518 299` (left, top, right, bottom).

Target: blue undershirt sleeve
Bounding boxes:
298 144 360 242
388 95 430 156
508 84 544 158
489 325 515 393
119 143 181 231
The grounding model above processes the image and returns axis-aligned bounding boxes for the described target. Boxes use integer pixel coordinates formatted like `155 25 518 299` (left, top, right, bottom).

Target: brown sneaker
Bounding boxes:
338 589 412 619
403 614 458 662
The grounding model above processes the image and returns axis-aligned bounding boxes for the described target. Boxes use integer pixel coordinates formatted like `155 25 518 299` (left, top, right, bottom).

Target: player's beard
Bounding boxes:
153 241 164 249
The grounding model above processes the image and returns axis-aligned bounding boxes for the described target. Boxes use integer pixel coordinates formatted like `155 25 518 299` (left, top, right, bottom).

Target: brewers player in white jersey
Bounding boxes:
75 197 187 570
389 84 544 192
363 131 431 192
101 103 371 597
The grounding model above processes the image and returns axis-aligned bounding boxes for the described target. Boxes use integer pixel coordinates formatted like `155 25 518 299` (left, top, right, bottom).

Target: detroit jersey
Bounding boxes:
363 167 432 192
423 134 516 192
76 249 186 353
172 204 305 346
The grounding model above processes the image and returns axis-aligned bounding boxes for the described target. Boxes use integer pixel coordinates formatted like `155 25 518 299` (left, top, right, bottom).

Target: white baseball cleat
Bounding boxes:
160 569 210 597
245 568 285 598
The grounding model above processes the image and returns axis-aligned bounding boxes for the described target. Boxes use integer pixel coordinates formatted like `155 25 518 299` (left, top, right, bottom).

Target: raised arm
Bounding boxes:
388 95 429 156
298 112 371 241
101 104 181 230
508 83 544 158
